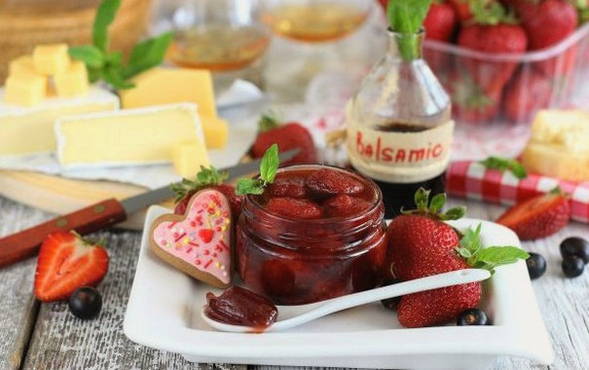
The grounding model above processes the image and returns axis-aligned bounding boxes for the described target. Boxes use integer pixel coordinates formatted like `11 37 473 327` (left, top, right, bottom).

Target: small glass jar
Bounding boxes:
236 164 388 305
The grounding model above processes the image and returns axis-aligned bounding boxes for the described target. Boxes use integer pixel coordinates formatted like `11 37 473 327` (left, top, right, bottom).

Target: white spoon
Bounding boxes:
202 268 491 333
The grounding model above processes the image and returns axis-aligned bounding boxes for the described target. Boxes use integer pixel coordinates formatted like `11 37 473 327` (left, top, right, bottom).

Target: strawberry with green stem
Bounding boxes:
457 0 528 94
251 114 317 165
388 188 528 328
448 70 502 124
172 166 243 218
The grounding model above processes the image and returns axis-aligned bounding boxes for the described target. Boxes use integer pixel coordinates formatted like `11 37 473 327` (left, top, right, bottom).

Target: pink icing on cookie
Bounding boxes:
153 189 232 284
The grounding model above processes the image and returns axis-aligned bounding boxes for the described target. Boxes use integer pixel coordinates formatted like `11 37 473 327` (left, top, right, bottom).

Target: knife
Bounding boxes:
0 150 299 268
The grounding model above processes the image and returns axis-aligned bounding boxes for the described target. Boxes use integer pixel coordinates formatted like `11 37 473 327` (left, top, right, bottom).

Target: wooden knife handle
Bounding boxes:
0 198 127 268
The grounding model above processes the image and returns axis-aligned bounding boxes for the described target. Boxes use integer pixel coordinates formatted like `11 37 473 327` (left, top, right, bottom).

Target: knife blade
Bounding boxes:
0 149 299 268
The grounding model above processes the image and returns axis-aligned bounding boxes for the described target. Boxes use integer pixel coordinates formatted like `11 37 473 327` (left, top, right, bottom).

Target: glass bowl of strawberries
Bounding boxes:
411 0 589 126
236 164 388 305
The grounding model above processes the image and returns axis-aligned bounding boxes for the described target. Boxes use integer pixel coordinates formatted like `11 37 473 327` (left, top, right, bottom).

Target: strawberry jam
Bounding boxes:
237 165 388 305
204 286 278 330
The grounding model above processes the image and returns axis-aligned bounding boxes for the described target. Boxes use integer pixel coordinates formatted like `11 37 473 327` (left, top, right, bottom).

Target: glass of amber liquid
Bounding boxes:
167 0 271 92
259 0 376 101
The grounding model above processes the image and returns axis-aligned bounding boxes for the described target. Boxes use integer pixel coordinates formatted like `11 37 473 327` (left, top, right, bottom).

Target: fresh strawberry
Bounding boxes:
503 69 553 123
251 115 317 165
34 231 108 302
497 188 571 240
266 197 322 219
457 2 528 93
425 1 458 41
508 0 577 50
172 166 243 218
388 189 528 327
448 71 502 124
305 168 364 197
323 194 372 217
508 0 578 77
449 0 476 20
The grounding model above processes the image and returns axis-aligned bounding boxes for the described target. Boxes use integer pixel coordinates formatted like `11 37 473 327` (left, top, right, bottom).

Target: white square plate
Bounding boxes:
124 206 553 369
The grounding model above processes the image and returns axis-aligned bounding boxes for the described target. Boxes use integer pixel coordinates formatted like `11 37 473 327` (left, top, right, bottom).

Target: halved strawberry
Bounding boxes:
497 189 571 240
34 231 109 302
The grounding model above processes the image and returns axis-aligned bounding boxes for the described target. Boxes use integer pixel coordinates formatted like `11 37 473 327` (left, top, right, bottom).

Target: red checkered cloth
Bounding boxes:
446 161 589 223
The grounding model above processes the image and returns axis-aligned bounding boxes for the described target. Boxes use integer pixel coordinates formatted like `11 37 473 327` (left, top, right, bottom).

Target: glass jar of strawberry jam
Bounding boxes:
236 165 388 305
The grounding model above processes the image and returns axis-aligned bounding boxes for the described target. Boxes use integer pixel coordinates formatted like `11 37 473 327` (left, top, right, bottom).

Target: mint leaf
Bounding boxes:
68 45 105 69
93 0 121 52
473 247 530 272
387 0 433 60
123 32 174 79
457 225 529 273
236 145 281 196
103 65 134 90
87 67 102 83
480 156 527 179
260 144 279 183
236 178 264 196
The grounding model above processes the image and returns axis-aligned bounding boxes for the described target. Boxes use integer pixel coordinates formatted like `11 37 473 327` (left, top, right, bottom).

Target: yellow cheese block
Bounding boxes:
56 104 205 169
201 115 229 149
0 87 119 156
55 61 89 97
9 55 36 76
172 141 210 178
5 73 47 106
33 43 71 75
521 109 589 181
119 67 217 117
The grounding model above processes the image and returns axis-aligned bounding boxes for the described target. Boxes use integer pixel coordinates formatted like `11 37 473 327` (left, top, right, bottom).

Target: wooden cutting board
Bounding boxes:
0 170 174 230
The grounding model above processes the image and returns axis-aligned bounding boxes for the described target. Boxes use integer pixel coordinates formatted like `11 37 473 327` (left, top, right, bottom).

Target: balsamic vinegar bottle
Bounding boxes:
346 0 453 218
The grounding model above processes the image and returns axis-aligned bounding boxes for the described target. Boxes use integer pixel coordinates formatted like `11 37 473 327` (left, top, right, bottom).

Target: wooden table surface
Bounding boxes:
1 195 588 370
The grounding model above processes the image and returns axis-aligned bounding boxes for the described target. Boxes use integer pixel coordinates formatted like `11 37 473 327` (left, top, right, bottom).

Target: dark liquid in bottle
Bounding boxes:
365 122 447 219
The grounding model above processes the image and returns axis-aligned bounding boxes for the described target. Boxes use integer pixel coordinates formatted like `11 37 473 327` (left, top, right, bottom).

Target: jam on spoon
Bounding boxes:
204 286 278 331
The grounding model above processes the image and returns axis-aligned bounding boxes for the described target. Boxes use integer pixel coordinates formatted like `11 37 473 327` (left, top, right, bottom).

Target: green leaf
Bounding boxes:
93 0 121 52
429 193 446 214
102 65 134 90
473 247 530 272
122 32 174 79
387 0 432 60
258 113 281 132
105 51 123 67
480 156 527 180
171 166 229 202
260 144 279 184
414 187 430 211
68 45 105 69
236 178 264 196
87 67 102 83
440 206 466 221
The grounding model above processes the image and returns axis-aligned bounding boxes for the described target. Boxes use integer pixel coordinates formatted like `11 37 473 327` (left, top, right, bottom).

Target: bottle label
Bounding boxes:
347 117 454 184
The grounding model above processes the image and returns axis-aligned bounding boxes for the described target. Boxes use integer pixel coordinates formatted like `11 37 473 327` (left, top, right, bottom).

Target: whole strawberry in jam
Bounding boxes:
172 166 243 218
388 189 528 328
251 115 317 165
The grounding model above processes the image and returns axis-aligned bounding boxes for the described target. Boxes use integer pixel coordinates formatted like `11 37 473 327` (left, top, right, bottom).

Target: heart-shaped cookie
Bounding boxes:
150 189 232 288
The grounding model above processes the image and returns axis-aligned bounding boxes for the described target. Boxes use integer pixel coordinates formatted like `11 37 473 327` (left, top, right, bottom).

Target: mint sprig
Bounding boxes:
403 188 466 221
387 0 433 60
480 156 527 179
455 224 530 274
236 144 279 196
171 166 229 203
69 0 173 90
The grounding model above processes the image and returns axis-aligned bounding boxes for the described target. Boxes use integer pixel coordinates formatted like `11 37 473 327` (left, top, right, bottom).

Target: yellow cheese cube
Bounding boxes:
172 141 210 178
119 68 218 117
201 116 229 149
5 73 47 106
55 61 89 97
33 43 71 75
9 55 36 76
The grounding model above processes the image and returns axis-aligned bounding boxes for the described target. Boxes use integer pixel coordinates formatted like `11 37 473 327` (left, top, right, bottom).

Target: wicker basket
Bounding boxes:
0 0 153 82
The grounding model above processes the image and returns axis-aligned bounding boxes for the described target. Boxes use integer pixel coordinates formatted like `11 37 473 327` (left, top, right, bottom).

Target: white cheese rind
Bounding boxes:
0 87 119 157
55 103 205 170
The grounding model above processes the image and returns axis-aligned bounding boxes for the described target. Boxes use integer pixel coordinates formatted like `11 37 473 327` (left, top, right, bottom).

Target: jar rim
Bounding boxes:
245 164 384 225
